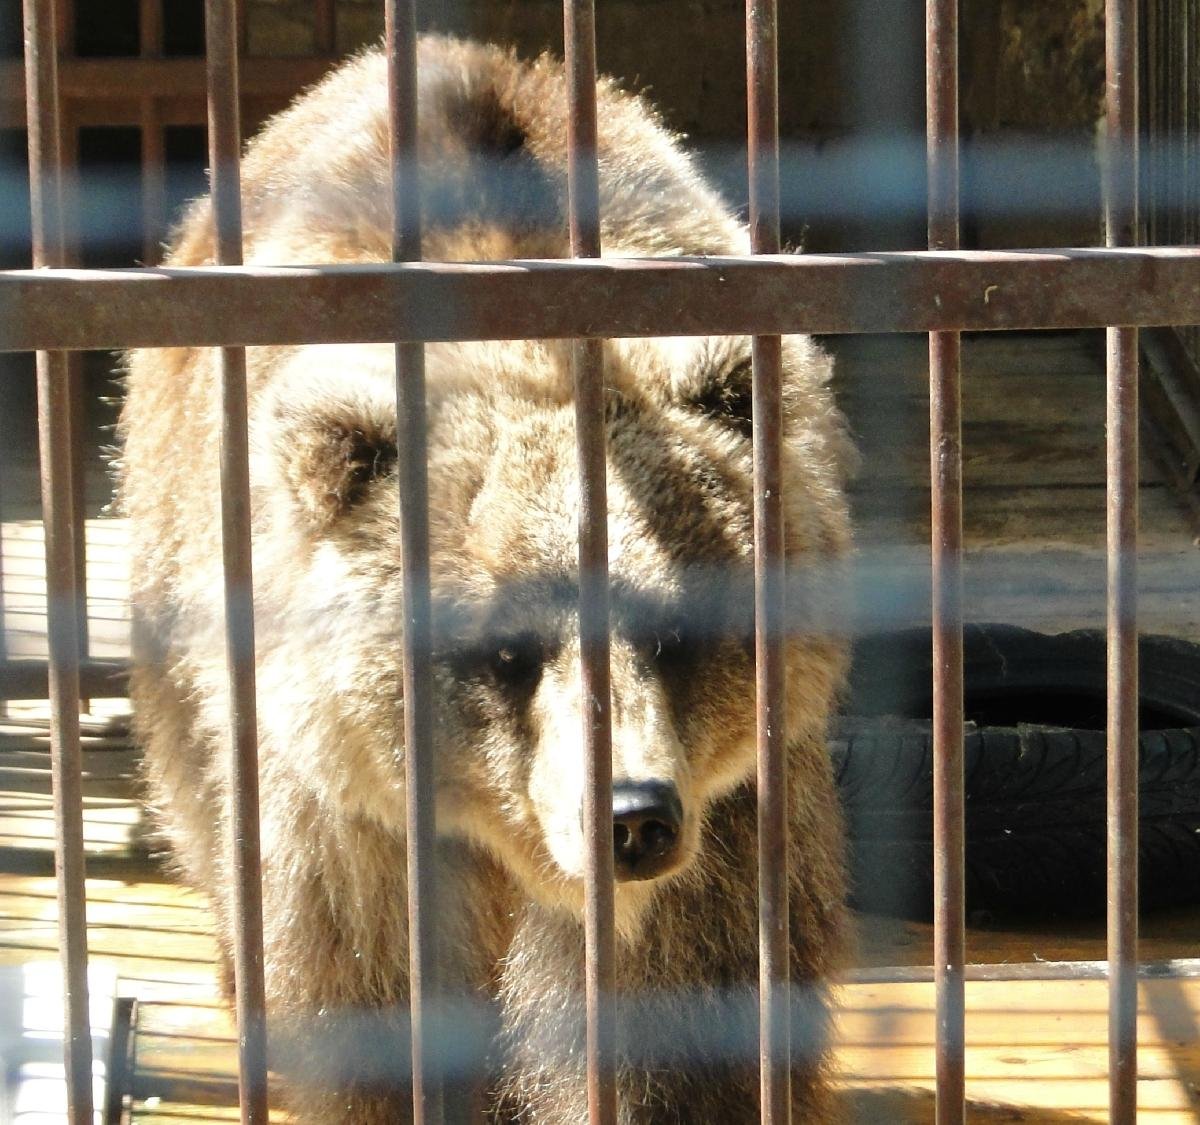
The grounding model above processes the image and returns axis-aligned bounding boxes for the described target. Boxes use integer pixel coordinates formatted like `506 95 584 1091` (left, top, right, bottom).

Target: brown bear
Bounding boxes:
120 35 853 1123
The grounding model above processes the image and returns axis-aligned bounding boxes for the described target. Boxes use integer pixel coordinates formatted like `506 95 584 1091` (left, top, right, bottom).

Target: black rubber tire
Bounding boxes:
834 624 1200 921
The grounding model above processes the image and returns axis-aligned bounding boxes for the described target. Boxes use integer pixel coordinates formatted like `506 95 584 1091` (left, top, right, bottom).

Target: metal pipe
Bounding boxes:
745 0 791 1119
1104 0 1140 1117
315 0 335 56
9 248 1200 351
21 0 92 1120
383 6 442 1123
203 2 269 1121
926 2 965 1121
847 958 1200 985
54 118 90 711
563 4 617 1122
139 0 166 266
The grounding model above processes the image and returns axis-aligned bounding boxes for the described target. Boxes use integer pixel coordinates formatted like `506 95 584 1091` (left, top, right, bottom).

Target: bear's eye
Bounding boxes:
341 430 397 504
488 633 544 690
690 360 754 435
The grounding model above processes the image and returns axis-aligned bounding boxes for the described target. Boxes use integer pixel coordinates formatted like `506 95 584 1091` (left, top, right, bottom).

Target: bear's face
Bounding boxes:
253 335 845 926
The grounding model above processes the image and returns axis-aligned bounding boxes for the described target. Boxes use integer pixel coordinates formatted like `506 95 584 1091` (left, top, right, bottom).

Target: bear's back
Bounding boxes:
166 36 746 271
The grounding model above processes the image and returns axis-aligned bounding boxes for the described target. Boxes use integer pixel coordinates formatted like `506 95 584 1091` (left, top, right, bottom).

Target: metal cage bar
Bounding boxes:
6 247 1200 352
745 1 792 1120
139 0 167 265
383 5 442 1122
203 2 270 1120
315 0 336 56
21 1 93 1120
925 0 965 1120
563 3 618 1122
3 2 1189 1120
1105 0 1141 1119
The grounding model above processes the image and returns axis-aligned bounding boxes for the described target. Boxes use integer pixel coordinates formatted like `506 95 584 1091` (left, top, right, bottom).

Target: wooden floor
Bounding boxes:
2 857 1200 1121
1 332 1199 1119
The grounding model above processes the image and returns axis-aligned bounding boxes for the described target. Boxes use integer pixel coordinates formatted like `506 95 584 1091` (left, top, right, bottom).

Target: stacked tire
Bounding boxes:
835 625 1200 920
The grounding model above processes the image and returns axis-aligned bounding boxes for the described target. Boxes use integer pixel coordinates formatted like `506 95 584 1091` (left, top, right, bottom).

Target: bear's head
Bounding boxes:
251 331 850 931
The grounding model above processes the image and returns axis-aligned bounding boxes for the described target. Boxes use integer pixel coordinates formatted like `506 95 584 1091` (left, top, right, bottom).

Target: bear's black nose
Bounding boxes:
611 780 684 881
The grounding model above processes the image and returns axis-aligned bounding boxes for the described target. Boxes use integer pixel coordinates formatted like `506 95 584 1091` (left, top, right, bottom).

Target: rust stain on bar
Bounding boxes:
140 0 166 266
1106 322 1140 1125
5 247 1200 351
928 325 965 1124
140 98 166 265
55 123 91 711
564 3 617 1122
1105 3 1140 1118
139 0 162 57
315 0 336 56
204 2 269 1121
21 1 93 1121
847 958 1200 985
384 6 442 1123
926 1 965 1123
745 1 790 1120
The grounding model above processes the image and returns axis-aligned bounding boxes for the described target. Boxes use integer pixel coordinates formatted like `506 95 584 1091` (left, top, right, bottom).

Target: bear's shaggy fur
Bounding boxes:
120 36 853 1122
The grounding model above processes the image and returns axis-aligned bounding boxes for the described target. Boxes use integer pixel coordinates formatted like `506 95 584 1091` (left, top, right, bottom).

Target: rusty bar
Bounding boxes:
926 0 965 1122
1105 3 1141 1118
5 248 1200 351
384 5 442 1122
565 1 602 257
847 959 1200 985
140 0 162 55
1105 0 1140 1117
564 3 617 1123
21 0 93 1121
140 99 167 264
204 2 269 1121
745 0 791 1119
55 121 90 707
104 997 137 1125
53 0 70 51
140 0 166 265
315 0 336 56
928 326 965 1119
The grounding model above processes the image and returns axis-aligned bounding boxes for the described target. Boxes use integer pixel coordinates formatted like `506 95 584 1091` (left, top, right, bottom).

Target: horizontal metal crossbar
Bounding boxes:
0 57 331 126
846 959 1200 985
3 247 1200 352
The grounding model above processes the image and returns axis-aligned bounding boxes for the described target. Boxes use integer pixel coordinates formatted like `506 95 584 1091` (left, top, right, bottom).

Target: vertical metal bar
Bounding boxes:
563 5 616 1124
21 1 93 1121
140 100 166 265
203 2 269 1121
52 0 87 695
315 0 336 55
56 118 90 709
53 0 70 51
103 997 137 1125
383 7 442 1123
1105 0 1140 1119
140 0 162 53
745 2 790 1121
926 1 965 1122
140 0 167 266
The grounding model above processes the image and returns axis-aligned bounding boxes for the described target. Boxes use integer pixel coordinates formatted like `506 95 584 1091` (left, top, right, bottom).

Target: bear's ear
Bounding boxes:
275 409 398 532
684 357 754 436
